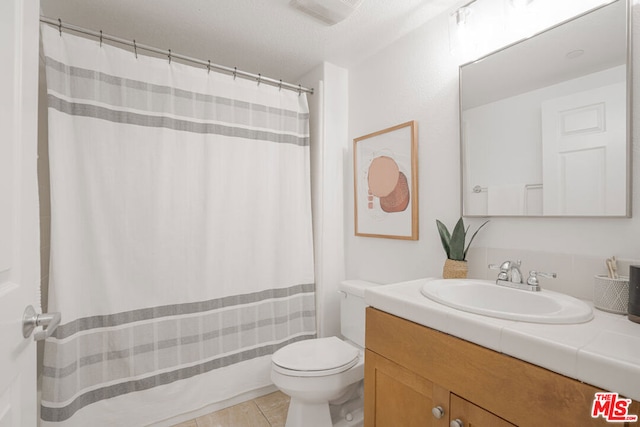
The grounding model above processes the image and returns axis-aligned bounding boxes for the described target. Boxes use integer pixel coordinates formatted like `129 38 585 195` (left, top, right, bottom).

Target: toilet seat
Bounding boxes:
272 337 360 377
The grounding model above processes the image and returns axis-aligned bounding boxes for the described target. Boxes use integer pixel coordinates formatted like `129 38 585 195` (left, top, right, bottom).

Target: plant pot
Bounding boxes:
443 259 468 279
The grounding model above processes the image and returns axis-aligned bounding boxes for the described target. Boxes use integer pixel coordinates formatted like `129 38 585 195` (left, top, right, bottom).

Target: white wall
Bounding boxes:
347 14 461 284
346 3 640 295
300 62 349 338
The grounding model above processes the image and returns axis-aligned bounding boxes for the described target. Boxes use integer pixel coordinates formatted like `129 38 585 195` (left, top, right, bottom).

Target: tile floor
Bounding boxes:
171 391 290 427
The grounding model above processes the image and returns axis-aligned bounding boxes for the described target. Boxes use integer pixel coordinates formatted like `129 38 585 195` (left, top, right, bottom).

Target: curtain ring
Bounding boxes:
99 30 103 47
298 84 302 96
233 67 237 80
257 74 261 86
278 80 283 91
207 60 211 74
168 49 172 64
58 19 62 36
133 40 138 59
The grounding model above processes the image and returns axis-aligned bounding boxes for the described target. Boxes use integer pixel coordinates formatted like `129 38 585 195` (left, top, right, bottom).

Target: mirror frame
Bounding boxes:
459 0 632 218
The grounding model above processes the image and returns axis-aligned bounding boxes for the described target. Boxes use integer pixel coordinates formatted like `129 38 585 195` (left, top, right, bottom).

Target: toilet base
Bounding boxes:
331 391 364 427
283 382 363 427
284 398 364 427
285 399 332 427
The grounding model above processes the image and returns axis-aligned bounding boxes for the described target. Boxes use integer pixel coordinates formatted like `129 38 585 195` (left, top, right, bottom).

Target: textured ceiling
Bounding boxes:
40 0 461 84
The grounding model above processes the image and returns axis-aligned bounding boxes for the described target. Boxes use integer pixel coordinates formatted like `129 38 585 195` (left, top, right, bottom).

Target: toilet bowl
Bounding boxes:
270 280 378 427
271 337 364 427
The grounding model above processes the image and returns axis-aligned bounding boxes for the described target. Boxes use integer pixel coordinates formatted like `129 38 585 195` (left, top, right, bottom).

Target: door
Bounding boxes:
541 81 627 215
364 350 449 427
0 0 41 425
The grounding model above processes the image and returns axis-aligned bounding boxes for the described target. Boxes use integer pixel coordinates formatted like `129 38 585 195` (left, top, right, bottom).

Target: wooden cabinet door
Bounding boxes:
449 394 515 427
365 349 449 427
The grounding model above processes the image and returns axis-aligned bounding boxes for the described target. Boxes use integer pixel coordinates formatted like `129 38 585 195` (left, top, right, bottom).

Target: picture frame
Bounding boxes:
353 121 418 240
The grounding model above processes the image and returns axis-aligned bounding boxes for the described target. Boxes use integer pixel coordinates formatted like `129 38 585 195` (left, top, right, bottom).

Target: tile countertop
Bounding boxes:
364 278 640 402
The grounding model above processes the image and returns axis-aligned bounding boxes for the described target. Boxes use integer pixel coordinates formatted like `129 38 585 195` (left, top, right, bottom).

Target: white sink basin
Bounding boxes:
420 279 593 324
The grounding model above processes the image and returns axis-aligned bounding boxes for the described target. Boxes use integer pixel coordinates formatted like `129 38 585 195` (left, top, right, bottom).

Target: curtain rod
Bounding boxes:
39 17 314 96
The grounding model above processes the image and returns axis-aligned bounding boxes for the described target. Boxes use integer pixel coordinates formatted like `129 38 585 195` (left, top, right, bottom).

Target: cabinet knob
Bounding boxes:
431 406 445 419
450 419 464 427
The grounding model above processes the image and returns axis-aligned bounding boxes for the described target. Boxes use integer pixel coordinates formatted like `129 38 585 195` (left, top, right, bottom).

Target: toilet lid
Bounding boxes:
272 337 359 375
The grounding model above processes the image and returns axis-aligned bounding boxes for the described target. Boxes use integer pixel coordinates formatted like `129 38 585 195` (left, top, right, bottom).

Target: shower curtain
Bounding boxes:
40 24 315 426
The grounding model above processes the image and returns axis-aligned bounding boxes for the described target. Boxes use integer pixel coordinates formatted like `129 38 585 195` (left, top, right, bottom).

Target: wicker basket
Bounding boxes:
443 259 468 279
593 275 629 314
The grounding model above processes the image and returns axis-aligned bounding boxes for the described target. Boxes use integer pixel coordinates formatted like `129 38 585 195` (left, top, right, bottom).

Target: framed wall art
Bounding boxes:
353 121 418 240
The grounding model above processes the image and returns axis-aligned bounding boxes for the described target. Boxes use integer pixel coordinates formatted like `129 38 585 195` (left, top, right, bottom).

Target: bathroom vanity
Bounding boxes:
363 279 640 427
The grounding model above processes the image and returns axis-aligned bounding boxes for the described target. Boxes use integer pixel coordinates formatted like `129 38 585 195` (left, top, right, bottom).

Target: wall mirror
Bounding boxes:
460 0 631 217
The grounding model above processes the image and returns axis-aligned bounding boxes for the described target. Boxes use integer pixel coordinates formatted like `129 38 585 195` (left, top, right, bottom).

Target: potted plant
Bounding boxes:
436 217 489 279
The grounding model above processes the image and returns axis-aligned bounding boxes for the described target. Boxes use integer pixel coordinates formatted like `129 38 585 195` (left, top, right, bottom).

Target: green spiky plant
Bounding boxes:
436 218 489 261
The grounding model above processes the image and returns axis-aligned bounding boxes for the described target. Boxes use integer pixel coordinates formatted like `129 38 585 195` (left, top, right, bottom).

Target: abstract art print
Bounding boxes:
354 121 418 240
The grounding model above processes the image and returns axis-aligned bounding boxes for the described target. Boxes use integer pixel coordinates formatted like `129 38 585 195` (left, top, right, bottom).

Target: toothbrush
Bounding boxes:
606 258 614 278
611 256 618 279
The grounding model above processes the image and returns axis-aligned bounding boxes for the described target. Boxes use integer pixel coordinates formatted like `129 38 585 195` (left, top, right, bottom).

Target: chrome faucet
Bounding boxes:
489 260 556 292
490 260 523 284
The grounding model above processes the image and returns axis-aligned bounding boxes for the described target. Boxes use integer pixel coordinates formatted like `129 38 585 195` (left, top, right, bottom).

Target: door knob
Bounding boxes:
22 305 61 341
432 406 445 419
450 419 464 427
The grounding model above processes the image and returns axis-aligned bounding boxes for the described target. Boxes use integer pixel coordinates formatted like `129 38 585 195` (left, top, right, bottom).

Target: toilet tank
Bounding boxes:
339 279 379 348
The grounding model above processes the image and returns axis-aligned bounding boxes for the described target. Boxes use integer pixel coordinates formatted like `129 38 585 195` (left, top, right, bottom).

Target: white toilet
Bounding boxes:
271 280 377 427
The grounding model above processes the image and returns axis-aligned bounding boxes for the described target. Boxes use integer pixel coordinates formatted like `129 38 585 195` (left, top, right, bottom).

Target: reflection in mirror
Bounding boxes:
460 0 630 217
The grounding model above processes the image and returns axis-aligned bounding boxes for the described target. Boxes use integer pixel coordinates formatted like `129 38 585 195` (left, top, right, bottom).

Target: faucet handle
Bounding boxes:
527 271 557 287
489 260 522 281
489 262 508 281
